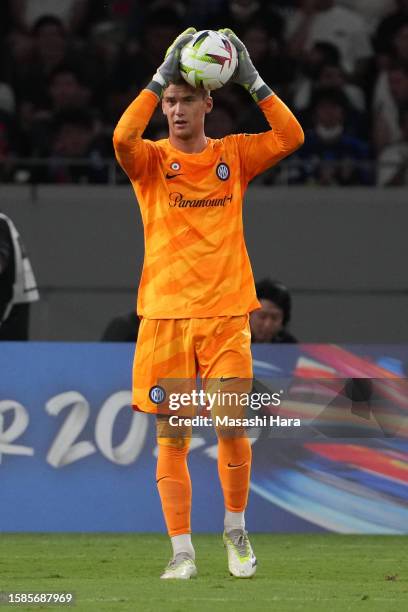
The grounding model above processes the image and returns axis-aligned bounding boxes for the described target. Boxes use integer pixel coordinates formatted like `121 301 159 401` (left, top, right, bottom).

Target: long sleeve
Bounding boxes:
237 94 304 183
113 89 159 180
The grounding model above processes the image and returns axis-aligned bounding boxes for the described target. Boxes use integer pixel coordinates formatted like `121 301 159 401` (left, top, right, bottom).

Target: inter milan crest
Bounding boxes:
216 162 230 181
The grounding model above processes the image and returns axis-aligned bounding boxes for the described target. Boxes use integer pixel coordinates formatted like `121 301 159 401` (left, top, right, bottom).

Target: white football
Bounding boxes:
180 30 238 91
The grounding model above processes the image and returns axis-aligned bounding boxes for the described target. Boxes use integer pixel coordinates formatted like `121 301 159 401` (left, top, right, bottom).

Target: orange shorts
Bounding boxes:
132 315 253 414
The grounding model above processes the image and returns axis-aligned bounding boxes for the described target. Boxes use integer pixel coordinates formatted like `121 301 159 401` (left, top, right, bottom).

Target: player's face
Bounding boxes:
250 299 284 342
162 84 213 141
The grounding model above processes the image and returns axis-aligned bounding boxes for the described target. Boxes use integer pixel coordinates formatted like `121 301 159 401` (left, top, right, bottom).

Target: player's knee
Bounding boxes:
156 415 191 451
157 436 191 451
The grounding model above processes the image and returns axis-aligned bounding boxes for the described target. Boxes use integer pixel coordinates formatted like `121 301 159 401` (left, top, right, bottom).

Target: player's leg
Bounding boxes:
210 380 256 578
217 422 252 528
196 315 257 577
218 437 256 578
132 318 197 578
156 418 196 579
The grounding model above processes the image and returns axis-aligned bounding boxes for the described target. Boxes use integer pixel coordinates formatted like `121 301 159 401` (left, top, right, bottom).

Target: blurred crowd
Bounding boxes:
0 0 407 186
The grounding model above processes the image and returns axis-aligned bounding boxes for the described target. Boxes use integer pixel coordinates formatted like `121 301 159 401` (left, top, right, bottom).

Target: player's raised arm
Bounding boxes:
221 29 304 181
113 27 196 179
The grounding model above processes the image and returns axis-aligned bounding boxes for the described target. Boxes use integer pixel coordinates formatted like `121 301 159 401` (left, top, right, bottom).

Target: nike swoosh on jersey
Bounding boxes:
220 376 238 382
165 172 183 179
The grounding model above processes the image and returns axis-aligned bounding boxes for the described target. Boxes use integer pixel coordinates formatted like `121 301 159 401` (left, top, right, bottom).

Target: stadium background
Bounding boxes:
1 0 408 546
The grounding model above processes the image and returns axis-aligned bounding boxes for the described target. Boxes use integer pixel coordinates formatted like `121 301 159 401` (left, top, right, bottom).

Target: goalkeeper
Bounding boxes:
113 28 304 580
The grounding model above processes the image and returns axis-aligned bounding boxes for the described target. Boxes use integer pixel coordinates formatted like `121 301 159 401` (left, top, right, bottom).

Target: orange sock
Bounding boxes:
156 440 191 537
217 436 252 512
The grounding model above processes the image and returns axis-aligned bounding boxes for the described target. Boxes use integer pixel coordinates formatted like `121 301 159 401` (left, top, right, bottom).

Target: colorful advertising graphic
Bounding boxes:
0 343 407 533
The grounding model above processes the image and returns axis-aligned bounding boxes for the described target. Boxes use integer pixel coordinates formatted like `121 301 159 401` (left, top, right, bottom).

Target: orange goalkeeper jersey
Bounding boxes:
113 89 303 319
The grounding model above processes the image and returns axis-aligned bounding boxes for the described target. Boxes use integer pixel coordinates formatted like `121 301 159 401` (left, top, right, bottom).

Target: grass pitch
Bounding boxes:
0 534 407 612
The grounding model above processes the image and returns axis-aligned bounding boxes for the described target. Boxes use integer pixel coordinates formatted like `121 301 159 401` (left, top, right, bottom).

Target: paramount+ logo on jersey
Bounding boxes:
169 192 233 208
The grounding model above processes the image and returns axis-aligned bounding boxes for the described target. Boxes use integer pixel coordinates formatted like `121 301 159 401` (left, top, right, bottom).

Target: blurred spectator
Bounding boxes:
373 63 408 153
229 0 263 23
250 279 297 344
184 0 228 29
26 65 93 159
0 29 33 97
0 83 17 180
373 21 408 153
236 97 270 138
205 100 236 138
0 83 16 116
210 0 266 36
0 0 403 184
136 8 181 79
293 40 340 81
293 58 366 115
267 0 297 20
286 0 373 80
81 22 124 106
143 0 187 20
377 105 408 186
291 88 371 185
242 22 295 98
189 0 291 36
293 56 367 138
48 65 92 113
101 311 140 342
393 19 408 67
338 0 395 34
318 63 365 113
29 15 68 74
291 42 340 111
375 1 408 63
0 2 13 38
47 110 109 183
0 212 39 340
8 0 91 35
9 16 81 108
124 1 188 40
123 2 189 44
114 8 181 94
0 113 15 181
230 19 296 134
